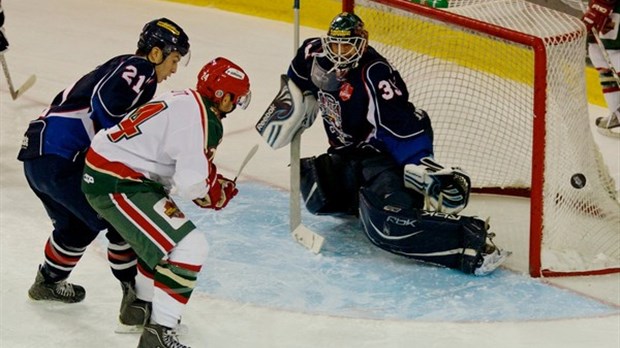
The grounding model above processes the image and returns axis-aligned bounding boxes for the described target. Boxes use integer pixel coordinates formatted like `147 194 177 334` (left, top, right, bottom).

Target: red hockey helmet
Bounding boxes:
196 57 251 110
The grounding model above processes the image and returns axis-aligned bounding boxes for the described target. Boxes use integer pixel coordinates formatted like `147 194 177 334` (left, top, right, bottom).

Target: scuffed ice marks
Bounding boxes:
174 183 617 322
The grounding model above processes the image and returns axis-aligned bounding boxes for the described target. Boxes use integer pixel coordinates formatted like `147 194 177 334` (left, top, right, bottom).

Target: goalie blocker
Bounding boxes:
358 187 503 275
255 75 318 149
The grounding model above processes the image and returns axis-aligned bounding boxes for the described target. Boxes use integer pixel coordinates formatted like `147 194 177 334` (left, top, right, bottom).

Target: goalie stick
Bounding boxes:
1 54 36 100
289 0 324 254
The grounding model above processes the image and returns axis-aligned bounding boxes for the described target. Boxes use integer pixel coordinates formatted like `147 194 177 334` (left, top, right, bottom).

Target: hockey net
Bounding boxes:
343 0 619 277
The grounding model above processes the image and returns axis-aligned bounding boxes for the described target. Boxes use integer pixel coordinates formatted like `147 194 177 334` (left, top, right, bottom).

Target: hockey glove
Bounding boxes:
403 157 471 214
193 174 238 210
582 0 615 33
255 75 318 149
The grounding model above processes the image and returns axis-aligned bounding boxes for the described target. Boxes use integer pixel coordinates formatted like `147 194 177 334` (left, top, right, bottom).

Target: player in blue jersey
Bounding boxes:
17 18 190 329
257 12 508 275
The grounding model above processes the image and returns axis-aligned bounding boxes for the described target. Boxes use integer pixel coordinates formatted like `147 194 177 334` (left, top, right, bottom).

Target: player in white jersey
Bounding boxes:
82 57 251 348
582 0 620 137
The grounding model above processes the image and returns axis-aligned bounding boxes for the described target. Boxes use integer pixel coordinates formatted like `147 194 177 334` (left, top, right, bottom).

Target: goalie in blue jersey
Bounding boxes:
257 12 508 276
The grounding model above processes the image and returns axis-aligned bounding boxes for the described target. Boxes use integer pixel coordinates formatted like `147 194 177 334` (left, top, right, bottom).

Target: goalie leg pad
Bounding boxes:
255 74 317 149
358 187 487 274
300 153 359 215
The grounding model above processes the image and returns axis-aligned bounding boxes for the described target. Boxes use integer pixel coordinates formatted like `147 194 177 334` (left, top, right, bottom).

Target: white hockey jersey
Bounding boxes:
85 88 219 201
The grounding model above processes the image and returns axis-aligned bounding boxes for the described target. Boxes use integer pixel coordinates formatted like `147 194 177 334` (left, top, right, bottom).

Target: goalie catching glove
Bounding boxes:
404 157 471 214
193 165 238 210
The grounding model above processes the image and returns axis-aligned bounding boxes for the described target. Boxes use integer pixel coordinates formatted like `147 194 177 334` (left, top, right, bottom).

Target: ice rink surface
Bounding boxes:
1 0 619 347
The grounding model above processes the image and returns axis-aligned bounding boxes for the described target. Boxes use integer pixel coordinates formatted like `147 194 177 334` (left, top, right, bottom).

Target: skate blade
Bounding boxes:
597 127 620 138
114 322 144 334
114 322 189 335
474 249 511 276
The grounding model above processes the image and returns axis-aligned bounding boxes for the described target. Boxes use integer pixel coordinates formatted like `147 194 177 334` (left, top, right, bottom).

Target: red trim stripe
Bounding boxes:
111 193 175 253
155 280 189 304
168 260 202 273
44 239 81 266
138 263 154 280
107 249 136 262
86 148 144 180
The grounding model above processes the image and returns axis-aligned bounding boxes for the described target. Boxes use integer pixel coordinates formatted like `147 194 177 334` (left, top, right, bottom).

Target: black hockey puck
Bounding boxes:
570 173 586 189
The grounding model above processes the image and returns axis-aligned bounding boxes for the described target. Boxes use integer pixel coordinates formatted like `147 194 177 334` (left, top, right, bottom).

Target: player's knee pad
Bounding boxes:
169 229 209 267
300 153 359 215
358 187 487 274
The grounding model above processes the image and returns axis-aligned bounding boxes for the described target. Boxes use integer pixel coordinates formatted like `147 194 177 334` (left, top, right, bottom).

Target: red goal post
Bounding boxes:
341 0 619 277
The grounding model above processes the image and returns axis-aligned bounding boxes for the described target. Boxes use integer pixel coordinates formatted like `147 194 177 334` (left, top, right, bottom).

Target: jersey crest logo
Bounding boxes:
163 199 185 219
339 82 353 101
318 91 352 145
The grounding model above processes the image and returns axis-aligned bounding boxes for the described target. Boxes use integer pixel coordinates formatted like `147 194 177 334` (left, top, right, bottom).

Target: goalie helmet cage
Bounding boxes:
341 0 619 277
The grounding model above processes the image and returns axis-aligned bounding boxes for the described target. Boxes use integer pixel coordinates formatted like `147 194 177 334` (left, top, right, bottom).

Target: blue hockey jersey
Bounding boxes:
287 38 433 166
28 54 157 160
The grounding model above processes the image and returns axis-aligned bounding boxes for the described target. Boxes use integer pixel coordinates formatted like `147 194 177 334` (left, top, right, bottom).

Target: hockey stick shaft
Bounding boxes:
1 54 17 99
1 54 36 100
289 0 324 254
590 28 620 84
233 144 259 182
291 0 302 230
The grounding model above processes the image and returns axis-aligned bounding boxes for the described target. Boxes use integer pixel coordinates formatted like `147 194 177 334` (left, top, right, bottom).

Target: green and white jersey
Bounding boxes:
83 88 223 200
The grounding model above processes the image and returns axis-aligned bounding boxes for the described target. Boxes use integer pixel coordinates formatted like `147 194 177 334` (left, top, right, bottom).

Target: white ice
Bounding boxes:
0 0 618 347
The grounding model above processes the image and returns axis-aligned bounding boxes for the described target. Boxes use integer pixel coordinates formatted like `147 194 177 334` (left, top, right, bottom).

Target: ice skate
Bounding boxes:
115 281 152 334
27 267 85 303
474 242 510 276
138 323 190 348
595 113 620 138
118 319 189 336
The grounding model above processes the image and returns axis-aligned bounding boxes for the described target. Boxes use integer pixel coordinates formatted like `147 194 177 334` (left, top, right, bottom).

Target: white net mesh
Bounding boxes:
558 0 589 12
352 0 619 276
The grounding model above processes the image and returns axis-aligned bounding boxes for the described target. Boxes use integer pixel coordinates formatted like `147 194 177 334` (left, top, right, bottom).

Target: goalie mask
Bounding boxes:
321 12 368 72
196 57 252 110
138 18 191 65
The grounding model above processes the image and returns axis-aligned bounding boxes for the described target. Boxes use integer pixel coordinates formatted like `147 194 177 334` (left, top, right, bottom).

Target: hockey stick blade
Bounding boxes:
292 224 324 254
13 74 37 100
1 54 36 100
233 144 259 182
